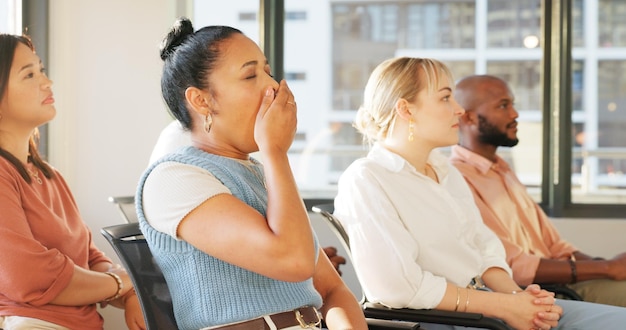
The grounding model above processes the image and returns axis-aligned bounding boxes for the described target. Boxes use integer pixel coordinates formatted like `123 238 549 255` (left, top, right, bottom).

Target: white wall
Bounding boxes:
552 218 626 258
47 1 182 329
44 1 626 329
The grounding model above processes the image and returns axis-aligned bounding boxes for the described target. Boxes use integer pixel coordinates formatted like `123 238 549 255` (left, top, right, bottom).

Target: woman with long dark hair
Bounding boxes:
0 34 145 330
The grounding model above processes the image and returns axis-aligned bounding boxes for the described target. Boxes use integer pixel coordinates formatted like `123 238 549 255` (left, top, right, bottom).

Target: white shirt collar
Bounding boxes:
368 143 450 181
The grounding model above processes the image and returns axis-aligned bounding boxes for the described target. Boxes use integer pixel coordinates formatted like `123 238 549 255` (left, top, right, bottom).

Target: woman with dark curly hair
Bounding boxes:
136 18 367 330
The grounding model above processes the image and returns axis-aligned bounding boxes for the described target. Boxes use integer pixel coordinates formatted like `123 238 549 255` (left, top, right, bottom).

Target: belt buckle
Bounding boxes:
467 275 486 290
294 307 321 328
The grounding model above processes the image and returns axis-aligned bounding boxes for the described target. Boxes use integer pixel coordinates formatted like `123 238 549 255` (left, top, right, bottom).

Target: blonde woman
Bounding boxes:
334 57 626 330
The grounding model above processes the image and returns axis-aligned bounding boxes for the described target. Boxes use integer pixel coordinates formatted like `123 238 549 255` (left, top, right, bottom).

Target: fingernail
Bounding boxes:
266 87 274 97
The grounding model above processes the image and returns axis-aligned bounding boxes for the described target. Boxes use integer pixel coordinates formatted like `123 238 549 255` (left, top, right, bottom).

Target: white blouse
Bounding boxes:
334 143 511 310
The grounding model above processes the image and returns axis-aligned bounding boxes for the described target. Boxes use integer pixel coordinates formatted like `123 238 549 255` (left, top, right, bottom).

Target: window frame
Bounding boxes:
540 0 626 217
257 0 626 218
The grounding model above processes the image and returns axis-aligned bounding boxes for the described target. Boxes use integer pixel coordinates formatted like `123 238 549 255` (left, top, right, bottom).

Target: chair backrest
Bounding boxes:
101 223 177 330
311 203 353 261
108 195 138 223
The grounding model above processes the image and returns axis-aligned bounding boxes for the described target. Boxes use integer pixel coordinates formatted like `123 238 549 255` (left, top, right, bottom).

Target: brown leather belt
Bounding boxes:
211 306 321 330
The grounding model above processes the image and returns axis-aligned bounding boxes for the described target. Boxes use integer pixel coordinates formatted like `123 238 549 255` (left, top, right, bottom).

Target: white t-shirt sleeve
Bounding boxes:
142 161 231 238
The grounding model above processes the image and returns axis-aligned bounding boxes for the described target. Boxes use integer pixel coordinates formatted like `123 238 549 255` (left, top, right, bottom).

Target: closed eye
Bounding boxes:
245 70 274 80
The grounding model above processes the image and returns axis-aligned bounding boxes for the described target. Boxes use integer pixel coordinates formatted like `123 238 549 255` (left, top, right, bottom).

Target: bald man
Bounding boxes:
449 74 626 307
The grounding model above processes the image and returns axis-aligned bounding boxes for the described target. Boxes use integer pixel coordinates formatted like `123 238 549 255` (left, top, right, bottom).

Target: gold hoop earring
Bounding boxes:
408 118 414 142
204 113 213 133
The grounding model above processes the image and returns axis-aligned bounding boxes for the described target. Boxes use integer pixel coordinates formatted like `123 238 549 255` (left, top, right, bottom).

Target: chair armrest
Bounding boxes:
108 195 135 205
366 318 420 330
536 283 583 301
363 302 511 330
101 223 143 241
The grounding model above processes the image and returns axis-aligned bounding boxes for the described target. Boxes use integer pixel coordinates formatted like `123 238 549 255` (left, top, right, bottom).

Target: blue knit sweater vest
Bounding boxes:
136 146 322 330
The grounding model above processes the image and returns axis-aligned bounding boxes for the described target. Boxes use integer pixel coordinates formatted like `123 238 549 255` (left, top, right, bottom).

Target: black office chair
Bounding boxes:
108 195 138 223
102 222 418 330
537 284 583 301
312 203 512 330
101 223 178 330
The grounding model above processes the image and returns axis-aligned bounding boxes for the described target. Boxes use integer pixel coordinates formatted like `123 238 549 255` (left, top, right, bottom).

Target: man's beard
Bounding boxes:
477 114 519 147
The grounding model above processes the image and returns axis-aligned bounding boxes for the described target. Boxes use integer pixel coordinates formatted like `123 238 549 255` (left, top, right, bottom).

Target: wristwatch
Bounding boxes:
467 275 486 290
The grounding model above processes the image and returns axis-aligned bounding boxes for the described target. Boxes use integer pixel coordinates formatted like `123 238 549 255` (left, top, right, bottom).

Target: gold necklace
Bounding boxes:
27 166 43 184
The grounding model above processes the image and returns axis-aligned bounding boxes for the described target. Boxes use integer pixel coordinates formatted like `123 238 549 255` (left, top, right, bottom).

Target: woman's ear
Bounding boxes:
394 98 413 121
185 87 211 116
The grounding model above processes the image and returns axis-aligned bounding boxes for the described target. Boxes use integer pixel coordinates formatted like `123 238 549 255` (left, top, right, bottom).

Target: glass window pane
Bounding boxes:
572 60 584 111
406 2 475 49
597 60 626 148
572 0 584 47
572 0 626 204
444 61 475 82
598 0 626 47
486 61 541 111
596 60 626 189
487 0 541 48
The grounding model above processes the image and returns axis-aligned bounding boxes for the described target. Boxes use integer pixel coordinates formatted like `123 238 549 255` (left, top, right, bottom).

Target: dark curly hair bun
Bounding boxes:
159 17 194 61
